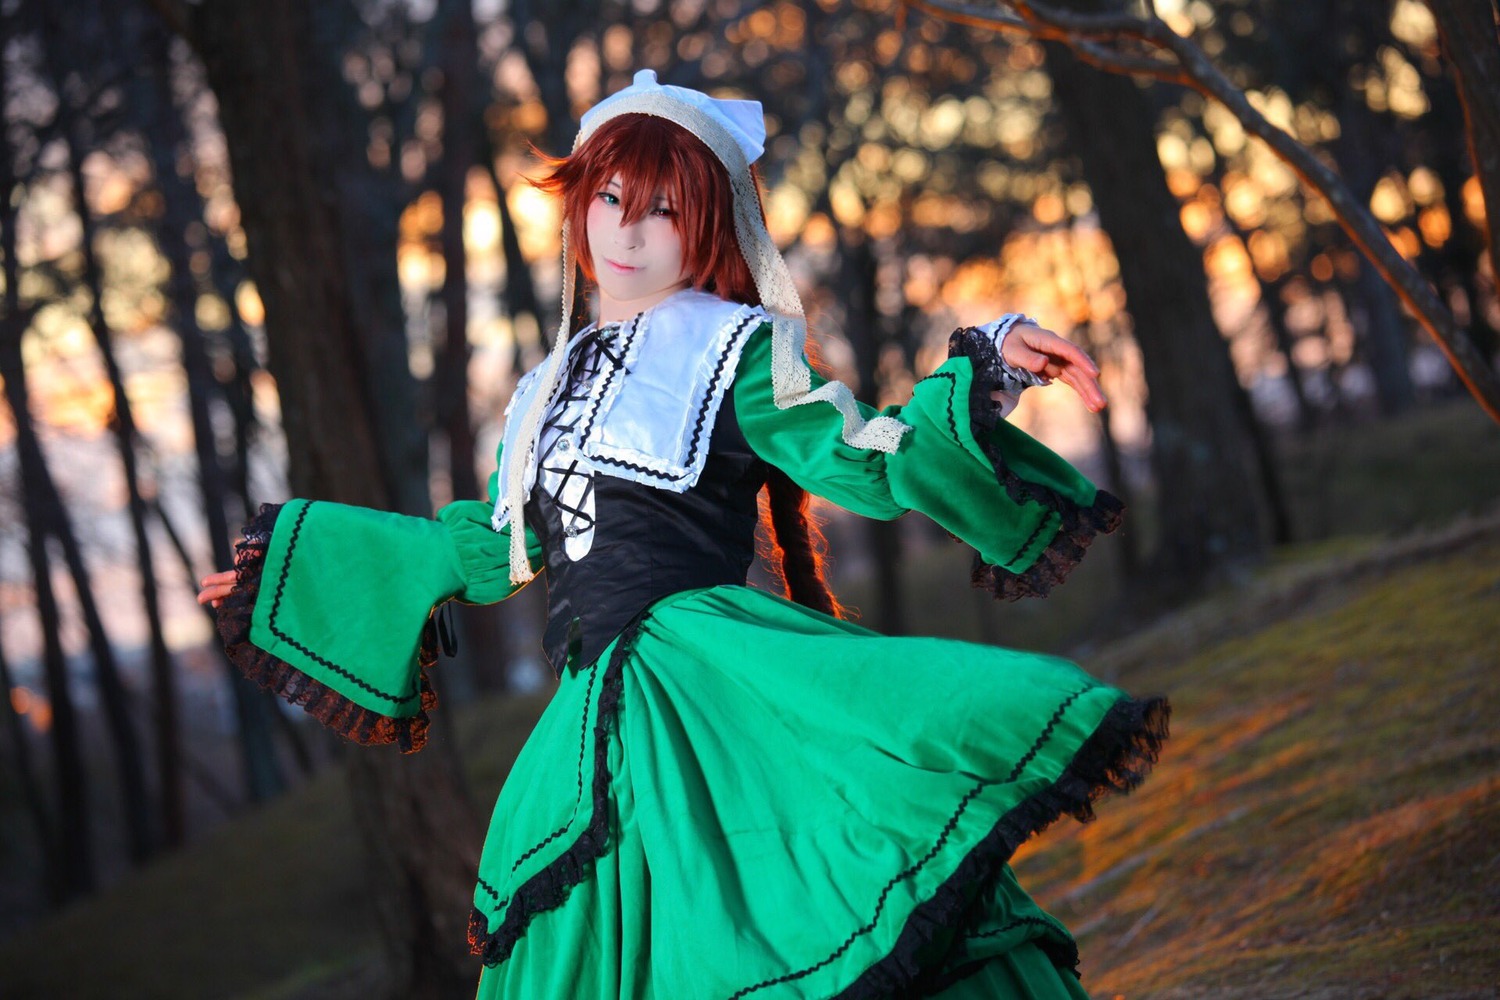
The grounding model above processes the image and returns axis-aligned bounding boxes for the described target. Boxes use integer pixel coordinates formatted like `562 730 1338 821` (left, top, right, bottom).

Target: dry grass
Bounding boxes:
1015 522 1500 999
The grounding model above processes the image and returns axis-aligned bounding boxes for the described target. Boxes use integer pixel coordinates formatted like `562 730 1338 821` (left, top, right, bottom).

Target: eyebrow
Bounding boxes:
602 178 674 207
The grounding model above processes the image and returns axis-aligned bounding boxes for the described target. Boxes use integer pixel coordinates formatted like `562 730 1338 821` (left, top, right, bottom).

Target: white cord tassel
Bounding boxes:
503 225 578 584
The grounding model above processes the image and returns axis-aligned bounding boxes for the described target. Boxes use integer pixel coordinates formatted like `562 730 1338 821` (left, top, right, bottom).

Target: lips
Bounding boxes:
604 258 640 274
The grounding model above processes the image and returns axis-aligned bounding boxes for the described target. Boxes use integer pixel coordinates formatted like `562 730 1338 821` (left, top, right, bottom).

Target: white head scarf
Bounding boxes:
500 70 908 584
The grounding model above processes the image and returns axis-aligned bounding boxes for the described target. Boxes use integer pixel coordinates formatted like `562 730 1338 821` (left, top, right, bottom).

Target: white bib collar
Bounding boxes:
493 289 766 530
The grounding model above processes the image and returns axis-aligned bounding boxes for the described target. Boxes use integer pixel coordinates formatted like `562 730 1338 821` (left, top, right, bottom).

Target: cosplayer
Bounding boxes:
199 70 1168 999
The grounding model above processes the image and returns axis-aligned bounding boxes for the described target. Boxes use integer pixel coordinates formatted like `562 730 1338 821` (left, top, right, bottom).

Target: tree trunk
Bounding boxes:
840 229 907 635
1430 0 1500 289
1262 274 1317 433
0 148 94 901
437 0 480 507
159 1 486 990
58 155 160 864
486 148 546 358
436 0 511 694
30 0 160 865
0 637 57 898
64 133 184 847
132 12 287 805
38 463 163 858
1331 91 1418 413
1196 133 1316 432
346 740 483 998
10 497 93 902
511 0 596 156
1044 42 1269 585
1078 317 1140 579
207 239 262 516
176 3 396 508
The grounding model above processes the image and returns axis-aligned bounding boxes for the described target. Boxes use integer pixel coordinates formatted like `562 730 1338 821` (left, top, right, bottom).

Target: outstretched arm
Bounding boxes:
733 322 1122 600
197 464 542 752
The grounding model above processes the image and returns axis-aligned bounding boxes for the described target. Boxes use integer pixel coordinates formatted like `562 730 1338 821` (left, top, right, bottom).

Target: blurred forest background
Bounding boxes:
1 0 1498 997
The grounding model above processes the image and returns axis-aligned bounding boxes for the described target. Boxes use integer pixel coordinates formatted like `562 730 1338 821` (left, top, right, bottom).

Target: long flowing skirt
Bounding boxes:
468 586 1165 999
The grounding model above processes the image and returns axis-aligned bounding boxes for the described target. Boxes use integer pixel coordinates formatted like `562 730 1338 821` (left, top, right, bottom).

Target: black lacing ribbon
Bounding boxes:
574 323 623 368
434 601 458 658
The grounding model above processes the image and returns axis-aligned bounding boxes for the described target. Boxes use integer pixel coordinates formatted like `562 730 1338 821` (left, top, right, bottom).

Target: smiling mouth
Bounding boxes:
604 258 640 274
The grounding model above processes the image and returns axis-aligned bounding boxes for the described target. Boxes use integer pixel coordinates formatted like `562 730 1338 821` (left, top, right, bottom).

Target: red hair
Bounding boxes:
532 112 846 619
532 114 759 305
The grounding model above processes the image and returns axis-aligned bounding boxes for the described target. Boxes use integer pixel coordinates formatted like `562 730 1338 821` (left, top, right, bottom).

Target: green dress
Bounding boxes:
218 320 1167 999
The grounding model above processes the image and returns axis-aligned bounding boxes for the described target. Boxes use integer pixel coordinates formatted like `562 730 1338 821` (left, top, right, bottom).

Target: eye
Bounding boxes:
650 205 676 219
596 191 620 206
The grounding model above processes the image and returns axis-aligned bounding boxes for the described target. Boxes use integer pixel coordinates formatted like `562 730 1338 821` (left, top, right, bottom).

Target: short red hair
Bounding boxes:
533 114 760 306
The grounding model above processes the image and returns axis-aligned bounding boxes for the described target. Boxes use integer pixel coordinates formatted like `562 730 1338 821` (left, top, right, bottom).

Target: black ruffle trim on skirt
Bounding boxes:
465 604 1170 995
215 503 439 754
837 694 1170 998
947 326 1126 602
467 617 636 964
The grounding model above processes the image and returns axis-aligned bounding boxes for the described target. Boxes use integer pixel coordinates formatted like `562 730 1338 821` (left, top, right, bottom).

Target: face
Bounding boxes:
585 173 692 323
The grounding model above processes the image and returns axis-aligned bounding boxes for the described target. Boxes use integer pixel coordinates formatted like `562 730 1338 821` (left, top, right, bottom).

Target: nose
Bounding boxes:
614 216 643 250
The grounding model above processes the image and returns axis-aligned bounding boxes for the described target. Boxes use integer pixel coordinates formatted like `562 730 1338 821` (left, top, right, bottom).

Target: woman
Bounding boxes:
200 70 1167 999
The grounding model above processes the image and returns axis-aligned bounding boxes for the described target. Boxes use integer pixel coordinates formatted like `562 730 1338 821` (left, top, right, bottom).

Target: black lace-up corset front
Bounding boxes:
525 325 767 673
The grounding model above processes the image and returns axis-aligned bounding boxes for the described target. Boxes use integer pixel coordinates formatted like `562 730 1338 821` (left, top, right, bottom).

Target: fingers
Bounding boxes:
999 323 1048 372
1051 357 1107 411
197 570 238 608
1046 338 1100 378
1004 339 1053 375
1002 325 1106 412
1016 326 1099 376
1060 368 1108 413
196 586 232 608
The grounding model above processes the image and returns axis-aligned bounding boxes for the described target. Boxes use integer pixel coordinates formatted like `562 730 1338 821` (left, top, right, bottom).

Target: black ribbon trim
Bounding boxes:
467 615 640 965
215 503 438 753
946 326 1125 601
575 309 760 486
830 694 1170 998
266 502 424 707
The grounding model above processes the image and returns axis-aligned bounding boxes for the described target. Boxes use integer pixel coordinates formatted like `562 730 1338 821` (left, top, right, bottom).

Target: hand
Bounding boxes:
1001 323 1107 413
197 569 238 608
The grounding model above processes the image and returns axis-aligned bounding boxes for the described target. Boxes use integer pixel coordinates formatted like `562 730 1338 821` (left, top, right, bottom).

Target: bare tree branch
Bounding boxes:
902 0 1500 424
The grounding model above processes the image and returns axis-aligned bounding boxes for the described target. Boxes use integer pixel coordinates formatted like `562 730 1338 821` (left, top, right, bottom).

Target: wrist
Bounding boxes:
972 314 1048 392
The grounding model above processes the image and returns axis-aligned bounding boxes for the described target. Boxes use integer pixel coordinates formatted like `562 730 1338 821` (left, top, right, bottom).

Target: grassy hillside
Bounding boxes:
0 687 556 1000
1014 515 1500 999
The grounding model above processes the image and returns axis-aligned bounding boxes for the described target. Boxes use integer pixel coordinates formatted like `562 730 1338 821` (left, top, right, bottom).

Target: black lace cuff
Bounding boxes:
215 503 439 753
954 316 1049 397
947 327 1125 601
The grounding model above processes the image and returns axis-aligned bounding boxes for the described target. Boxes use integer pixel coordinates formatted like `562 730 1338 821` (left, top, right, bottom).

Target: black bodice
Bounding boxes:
524 385 767 674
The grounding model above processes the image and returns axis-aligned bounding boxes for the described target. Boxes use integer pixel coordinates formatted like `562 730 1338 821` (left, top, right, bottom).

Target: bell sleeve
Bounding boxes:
215 468 542 752
732 323 1122 600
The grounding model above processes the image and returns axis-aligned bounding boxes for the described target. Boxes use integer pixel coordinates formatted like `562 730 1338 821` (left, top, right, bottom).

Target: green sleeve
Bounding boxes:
439 469 545 605
732 325 1121 597
225 463 542 751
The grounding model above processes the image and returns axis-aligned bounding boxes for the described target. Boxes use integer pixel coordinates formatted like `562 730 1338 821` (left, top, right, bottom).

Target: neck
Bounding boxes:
597 281 693 324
